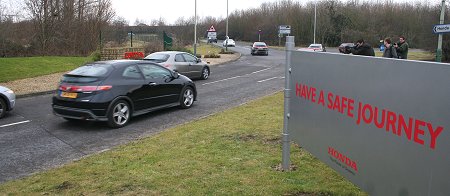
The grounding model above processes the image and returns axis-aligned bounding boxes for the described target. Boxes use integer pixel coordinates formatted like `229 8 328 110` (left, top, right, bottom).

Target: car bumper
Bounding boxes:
53 105 108 121
252 49 268 54
5 92 15 111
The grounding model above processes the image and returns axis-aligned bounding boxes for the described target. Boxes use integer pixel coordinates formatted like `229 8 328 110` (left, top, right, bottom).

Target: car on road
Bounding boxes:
144 51 210 80
223 38 235 47
307 44 326 52
207 37 217 43
251 42 269 56
0 85 15 119
339 43 355 53
52 60 197 128
298 44 326 52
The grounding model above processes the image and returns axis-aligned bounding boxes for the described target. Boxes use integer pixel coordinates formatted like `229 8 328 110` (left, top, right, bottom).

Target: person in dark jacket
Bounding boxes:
394 36 409 59
348 39 375 56
382 38 398 58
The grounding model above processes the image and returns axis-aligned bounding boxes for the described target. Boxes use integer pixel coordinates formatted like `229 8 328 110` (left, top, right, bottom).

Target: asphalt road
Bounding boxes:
0 43 286 183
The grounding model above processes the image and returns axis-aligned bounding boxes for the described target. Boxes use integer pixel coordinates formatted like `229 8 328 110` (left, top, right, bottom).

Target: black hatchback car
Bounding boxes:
52 60 197 128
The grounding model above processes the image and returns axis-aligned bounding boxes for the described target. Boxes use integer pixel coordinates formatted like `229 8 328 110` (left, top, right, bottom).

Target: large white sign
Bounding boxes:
288 51 450 196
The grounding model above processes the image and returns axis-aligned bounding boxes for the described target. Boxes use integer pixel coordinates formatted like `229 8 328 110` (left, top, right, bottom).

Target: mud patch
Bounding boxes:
223 133 259 142
271 163 298 172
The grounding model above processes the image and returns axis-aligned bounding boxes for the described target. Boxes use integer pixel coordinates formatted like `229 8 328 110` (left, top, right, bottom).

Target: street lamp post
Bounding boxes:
226 0 229 51
194 0 197 57
436 0 446 62
314 0 317 44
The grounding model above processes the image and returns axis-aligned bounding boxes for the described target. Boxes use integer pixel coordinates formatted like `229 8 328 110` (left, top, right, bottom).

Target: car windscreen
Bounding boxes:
255 44 267 47
309 45 320 48
144 53 170 63
62 64 112 83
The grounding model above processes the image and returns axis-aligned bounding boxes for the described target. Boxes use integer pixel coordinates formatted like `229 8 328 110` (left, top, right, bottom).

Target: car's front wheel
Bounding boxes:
201 67 210 80
0 98 6 119
180 87 194 109
107 100 131 128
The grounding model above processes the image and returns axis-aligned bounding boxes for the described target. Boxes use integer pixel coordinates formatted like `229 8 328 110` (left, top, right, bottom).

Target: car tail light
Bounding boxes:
59 85 112 92
162 63 172 68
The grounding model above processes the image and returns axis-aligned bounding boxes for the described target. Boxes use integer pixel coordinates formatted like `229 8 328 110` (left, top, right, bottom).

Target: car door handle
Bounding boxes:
148 82 157 86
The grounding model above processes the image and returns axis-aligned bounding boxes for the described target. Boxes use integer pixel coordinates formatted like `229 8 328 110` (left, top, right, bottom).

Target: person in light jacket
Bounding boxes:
382 38 398 58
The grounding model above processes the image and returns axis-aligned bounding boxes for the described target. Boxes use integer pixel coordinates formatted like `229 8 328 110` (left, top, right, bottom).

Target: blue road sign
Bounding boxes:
433 24 450 34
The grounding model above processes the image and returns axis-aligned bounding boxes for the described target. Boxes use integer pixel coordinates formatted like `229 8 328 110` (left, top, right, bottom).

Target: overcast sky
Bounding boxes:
112 0 434 25
1 0 439 24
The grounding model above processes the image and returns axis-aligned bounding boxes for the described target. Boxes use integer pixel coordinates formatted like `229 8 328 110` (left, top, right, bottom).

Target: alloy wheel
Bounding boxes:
183 88 194 107
112 103 129 126
202 68 209 80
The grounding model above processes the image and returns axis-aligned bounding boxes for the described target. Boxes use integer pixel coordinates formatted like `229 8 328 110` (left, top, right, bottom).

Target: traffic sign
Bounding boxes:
208 25 216 32
433 24 450 34
279 25 291 35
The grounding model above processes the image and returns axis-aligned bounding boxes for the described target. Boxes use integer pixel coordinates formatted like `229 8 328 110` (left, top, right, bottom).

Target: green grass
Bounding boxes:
375 51 434 60
0 56 90 83
0 93 366 195
188 43 222 57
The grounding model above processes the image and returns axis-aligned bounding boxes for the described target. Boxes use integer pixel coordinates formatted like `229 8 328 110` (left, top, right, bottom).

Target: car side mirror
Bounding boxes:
196 59 202 63
172 71 180 79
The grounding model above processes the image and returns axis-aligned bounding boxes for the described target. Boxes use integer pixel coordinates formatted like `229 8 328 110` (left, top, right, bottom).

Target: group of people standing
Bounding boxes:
382 36 409 59
347 36 409 59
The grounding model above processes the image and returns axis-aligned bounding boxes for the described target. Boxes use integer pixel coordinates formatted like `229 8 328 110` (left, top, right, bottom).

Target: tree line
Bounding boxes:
0 0 114 57
0 0 449 59
217 0 448 50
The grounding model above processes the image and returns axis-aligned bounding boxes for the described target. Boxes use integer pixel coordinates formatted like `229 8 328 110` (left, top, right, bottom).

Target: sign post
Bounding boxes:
278 25 291 47
258 29 262 42
282 36 295 171
207 25 217 43
436 0 446 62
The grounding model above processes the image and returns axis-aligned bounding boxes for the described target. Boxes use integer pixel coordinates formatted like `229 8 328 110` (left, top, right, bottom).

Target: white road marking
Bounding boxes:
250 68 271 74
203 67 272 86
0 120 31 128
202 76 242 85
257 77 279 83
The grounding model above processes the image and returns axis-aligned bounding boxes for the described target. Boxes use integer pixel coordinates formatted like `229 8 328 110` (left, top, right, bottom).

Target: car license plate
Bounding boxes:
61 92 77 99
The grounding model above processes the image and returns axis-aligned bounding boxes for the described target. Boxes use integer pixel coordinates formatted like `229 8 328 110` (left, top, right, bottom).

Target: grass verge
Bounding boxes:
0 56 90 83
375 51 434 60
0 92 366 195
188 43 222 57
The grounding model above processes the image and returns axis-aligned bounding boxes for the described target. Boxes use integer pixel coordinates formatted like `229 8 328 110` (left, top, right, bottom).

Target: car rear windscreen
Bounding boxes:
62 64 112 83
144 54 170 62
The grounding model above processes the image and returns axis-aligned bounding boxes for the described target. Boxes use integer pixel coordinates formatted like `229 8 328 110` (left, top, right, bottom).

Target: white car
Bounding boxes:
298 44 326 52
307 44 326 52
0 85 15 119
223 39 235 47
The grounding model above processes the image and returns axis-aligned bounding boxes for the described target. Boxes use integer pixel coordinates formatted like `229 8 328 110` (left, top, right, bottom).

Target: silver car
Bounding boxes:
144 51 210 80
0 85 15 118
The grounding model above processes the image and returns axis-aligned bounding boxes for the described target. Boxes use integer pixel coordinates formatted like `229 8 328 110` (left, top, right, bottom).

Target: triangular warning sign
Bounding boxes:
208 25 216 32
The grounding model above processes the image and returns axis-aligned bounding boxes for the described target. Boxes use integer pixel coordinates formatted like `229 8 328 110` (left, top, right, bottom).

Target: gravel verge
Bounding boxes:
0 53 241 97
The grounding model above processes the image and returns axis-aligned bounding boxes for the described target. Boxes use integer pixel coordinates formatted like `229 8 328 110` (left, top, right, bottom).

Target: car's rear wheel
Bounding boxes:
107 100 131 128
180 87 194 109
0 98 6 119
201 67 210 80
